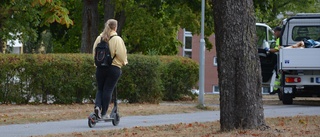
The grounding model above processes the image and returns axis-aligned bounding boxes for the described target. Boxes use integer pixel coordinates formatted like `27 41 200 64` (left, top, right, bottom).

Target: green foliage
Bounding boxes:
254 0 320 27
0 54 95 104
32 0 74 28
160 56 199 101
2 0 320 55
47 0 83 53
0 0 39 45
0 54 198 104
122 4 180 55
0 0 75 54
117 54 199 103
120 0 215 52
117 54 164 103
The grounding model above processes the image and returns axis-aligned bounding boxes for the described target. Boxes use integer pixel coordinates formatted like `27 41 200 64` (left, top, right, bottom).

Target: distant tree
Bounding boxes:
55 0 320 54
78 0 214 55
212 0 267 131
117 0 214 55
0 0 73 53
254 0 320 26
2 0 318 54
80 0 99 53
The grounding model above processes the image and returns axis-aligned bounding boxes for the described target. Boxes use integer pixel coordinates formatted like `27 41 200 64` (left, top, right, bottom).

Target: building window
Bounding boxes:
185 36 192 49
185 51 192 58
213 56 217 66
213 85 219 94
183 29 192 58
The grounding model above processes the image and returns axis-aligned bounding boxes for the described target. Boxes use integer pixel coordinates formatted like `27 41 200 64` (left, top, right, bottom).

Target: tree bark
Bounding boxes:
115 11 126 36
104 0 115 22
103 0 125 36
80 0 99 53
212 0 266 131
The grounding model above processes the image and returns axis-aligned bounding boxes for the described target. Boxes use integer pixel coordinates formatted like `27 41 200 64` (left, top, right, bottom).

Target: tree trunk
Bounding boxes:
212 0 266 131
115 11 126 36
80 0 99 53
103 0 125 36
0 39 3 53
104 0 115 22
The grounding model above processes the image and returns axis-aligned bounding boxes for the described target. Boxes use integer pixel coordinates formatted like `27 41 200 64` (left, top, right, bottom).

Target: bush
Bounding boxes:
117 54 163 103
0 54 199 104
0 54 95 104
160 56 199 101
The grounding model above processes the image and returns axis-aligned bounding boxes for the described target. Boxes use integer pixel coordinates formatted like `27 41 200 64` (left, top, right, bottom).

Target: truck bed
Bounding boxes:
279 48 320 70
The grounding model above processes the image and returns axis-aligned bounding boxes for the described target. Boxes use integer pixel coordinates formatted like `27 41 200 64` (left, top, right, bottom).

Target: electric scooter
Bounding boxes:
87 87 120 128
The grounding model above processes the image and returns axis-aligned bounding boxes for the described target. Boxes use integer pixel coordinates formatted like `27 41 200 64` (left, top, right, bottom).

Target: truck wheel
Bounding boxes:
278 73 285 101
282 94 293 104
278 91 283 101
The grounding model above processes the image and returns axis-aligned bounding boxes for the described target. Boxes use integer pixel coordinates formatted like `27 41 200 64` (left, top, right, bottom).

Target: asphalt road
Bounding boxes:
1 105 320 137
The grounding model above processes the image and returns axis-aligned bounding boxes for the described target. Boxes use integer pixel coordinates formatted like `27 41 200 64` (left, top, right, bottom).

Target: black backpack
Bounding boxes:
94 36 115 67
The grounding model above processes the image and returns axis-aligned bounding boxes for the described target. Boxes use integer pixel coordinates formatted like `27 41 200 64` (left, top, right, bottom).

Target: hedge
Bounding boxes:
0 54 199 104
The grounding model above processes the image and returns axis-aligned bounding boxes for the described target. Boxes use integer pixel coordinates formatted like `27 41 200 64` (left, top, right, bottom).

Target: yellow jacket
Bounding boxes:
92 31 128 68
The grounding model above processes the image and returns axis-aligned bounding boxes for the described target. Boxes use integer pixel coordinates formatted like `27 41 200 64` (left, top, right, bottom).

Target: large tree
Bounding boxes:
212 0 266 131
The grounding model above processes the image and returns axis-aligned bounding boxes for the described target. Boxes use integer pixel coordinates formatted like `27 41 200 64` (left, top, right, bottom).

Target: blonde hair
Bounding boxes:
101 19 118 41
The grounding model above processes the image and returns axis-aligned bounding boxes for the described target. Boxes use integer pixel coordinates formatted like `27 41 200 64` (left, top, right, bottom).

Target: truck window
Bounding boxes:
268 29 276 48
256 26 267 48
292 26 320 41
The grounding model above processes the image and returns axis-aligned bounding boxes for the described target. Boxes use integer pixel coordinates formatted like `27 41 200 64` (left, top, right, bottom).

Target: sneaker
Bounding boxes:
101 114 109 119
94 106 101 119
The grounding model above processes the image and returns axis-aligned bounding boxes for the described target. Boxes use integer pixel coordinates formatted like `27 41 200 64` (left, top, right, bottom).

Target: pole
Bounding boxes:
199 0 205 106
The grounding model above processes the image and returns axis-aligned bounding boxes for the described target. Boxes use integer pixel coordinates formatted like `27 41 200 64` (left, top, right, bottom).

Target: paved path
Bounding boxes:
1 105 320 137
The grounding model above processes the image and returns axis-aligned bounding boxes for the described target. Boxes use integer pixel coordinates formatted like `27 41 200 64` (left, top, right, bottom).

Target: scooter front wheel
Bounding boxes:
88 113 97 128
112 113 120 126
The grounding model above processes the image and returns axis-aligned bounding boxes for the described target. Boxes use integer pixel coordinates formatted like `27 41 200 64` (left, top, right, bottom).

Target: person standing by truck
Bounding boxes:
265 26 282 94
265 26 282 53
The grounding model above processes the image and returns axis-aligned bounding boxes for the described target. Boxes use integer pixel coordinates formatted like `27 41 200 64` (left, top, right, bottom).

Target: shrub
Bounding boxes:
0 54 95 104
0 54 198 104
160 56 199 101
117 54 163 103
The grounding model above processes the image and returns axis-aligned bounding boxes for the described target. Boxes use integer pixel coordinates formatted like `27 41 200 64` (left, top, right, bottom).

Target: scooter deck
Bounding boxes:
96 117 114 122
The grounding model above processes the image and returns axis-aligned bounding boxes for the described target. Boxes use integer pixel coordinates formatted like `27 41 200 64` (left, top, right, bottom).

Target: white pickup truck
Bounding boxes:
278 13 320 104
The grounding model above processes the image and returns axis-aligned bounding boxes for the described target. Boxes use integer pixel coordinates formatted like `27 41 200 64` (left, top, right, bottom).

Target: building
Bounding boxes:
177 26 274 94
4 32 23 54
177 29 219 94
6 38 23 54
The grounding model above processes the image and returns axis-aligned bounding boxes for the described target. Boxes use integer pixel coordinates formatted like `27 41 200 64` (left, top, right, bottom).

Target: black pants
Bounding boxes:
95 65 121 116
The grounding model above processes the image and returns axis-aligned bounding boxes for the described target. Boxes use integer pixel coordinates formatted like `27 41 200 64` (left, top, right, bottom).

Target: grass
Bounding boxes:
1 94 320 137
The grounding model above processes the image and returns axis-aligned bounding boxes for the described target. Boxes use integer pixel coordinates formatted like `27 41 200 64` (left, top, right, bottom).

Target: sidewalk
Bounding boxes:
1 111 219 137
1 105 320 137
